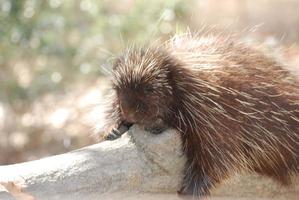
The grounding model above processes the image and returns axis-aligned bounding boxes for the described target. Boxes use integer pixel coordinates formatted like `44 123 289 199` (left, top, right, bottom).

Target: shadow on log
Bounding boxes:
0 125 298 200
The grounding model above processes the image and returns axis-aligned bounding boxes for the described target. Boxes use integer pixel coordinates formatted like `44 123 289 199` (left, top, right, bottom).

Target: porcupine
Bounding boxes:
103 33 299 197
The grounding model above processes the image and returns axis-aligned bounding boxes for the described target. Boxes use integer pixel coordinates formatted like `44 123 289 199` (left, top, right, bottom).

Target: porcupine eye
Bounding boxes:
144 85 154 95
138 102 148 113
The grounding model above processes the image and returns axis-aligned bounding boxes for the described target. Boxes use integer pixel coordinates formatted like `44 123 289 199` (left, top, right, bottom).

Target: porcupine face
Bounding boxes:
111 48 174 125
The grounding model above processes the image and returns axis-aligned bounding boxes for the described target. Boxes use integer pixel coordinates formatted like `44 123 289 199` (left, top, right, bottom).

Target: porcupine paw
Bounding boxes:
144 125 167 135
105 122 133 140
144 118 168 135
105 128 122 140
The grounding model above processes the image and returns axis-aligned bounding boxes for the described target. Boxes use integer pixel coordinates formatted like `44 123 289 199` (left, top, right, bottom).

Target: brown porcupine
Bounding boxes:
103 33 299 197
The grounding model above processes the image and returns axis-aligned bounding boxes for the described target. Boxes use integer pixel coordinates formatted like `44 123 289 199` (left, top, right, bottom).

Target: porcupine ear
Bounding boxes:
162 53 180 88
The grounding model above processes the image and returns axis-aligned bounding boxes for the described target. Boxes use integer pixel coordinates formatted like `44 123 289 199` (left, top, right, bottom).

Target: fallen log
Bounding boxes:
0 125 298 200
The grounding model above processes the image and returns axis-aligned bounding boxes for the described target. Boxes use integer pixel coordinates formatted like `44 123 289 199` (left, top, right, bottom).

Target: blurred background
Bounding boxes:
0 0 299 165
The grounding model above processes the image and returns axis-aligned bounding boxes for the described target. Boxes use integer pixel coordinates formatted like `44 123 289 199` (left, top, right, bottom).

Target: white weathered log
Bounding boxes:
0 126 185 200
0 125 298 200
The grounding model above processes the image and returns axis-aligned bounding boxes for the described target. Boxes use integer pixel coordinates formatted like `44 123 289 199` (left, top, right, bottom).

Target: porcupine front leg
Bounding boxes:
103 94 133 140
105 121 133 140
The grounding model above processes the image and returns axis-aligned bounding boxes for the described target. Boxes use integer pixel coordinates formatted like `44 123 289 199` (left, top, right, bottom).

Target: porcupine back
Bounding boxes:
163 34 299 194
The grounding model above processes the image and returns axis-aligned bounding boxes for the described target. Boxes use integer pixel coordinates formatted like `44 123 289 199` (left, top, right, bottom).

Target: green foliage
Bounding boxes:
0 0 190 105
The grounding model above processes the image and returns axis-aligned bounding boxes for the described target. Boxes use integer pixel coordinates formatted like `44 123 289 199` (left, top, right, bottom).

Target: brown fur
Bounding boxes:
104 33 299 197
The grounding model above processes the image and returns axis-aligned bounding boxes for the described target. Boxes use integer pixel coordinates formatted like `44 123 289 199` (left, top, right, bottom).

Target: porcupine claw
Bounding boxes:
105 121 133 140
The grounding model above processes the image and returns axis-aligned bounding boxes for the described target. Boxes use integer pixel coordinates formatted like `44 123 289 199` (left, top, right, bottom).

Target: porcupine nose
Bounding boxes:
126 112 136 123
121 108 136 123
120 102 137 123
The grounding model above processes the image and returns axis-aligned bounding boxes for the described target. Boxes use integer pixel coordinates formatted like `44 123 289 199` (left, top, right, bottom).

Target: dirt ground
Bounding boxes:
101 173 299 199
